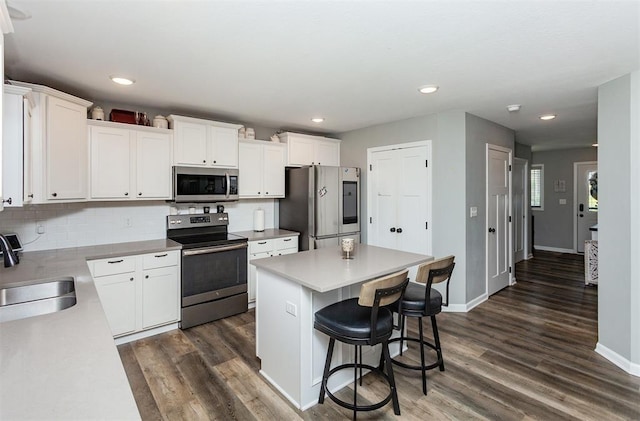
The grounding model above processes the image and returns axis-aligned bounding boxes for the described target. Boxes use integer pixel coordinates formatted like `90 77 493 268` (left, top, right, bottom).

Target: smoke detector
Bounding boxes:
507 104 521 112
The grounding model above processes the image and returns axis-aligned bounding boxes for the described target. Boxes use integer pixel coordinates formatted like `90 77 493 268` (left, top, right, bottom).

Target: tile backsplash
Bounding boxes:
0 199 275 252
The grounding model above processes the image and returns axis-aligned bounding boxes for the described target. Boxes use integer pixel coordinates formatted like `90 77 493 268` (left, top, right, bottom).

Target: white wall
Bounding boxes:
0 199 275 252
597 71 639 375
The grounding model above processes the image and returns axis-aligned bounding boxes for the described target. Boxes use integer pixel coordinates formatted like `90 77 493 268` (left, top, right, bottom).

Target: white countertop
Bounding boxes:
232 228 299 242
252 244 433 292
0 239 181 420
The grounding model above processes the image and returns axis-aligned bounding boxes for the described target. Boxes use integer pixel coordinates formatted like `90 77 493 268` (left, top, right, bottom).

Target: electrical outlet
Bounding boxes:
286 301 297 317
36 222 45 234
124 217 133 228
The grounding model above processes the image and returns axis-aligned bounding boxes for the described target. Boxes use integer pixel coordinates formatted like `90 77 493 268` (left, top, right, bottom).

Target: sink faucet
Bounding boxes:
0 234 19 267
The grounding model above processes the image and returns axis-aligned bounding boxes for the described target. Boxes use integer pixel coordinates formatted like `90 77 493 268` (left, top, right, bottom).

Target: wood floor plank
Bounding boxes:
117 251 640 420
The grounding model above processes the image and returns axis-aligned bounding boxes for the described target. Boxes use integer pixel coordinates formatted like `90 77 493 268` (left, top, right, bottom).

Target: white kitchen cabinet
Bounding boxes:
9 81 92 203
239 140 286 198
89 250 180 339
89 120 172 200
248 236 298 302
168 114 242 169
2 85 32 207
278 132 340 167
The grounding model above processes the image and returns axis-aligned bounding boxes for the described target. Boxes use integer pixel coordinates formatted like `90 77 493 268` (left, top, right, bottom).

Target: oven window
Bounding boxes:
343 181 358 224
182 247 247 297
177 174 227 196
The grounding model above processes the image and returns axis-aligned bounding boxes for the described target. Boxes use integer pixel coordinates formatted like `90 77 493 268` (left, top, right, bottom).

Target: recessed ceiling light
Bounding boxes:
418 85 439 94
110 76 135 86
507 104 521 112
592 143 599 147
539 114 556 121
311 117 324 123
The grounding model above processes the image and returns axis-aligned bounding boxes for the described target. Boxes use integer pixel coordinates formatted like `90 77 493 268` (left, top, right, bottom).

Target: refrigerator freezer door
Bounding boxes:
313 166 340 237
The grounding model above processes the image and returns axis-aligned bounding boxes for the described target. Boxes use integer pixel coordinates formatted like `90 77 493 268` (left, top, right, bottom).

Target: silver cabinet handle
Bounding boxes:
108 259 124 264
225 172 230 198
183 243 247 256
283 238 292 242
258 241 267 245
154 253 168 258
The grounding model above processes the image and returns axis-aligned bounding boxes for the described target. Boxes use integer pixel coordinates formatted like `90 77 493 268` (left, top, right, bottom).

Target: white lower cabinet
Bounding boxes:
89 250 180 338
248 236 298 302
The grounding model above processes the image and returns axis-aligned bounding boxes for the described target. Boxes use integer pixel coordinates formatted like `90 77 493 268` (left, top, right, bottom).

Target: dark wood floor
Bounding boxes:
118 251 640 420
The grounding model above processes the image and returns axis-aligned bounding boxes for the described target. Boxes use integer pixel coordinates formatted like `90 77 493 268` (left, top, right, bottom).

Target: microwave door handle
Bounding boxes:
226 172 230 198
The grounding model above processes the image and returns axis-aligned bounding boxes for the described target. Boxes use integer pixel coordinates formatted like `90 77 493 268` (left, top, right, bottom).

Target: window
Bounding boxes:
530 164 544 210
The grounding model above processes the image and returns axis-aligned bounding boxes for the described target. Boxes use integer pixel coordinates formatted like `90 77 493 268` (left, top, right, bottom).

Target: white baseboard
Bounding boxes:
595 342 640 377
114 322 179 345
443 293 487 313
534 245 576 254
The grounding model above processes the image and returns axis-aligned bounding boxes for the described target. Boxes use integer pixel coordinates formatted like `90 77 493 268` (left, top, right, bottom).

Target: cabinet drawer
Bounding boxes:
92 256 136 277
249 239 274 254
142 250 179 270
274 236 298 251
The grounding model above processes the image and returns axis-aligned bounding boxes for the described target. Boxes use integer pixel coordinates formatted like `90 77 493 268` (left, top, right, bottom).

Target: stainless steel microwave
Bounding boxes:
173 166 239 202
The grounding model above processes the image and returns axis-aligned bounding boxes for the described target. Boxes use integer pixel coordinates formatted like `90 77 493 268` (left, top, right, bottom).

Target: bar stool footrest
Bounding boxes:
323 363 394 412
388 336 443 371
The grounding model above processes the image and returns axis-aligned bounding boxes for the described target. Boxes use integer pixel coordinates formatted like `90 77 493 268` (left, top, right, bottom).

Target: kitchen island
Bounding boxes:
252 244 432 410
0 239 180 421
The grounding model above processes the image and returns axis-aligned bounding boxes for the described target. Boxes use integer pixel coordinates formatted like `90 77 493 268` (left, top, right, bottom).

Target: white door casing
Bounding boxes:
367 141 432 255
574 161 598 253
513 158 528 263
486 144 512 296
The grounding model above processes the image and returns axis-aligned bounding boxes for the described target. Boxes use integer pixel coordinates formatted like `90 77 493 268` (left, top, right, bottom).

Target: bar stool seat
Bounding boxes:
401 282 442 315
314 270 409 420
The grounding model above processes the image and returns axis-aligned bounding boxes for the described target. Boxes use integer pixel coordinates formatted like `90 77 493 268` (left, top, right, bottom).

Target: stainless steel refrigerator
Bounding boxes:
279 166 360 250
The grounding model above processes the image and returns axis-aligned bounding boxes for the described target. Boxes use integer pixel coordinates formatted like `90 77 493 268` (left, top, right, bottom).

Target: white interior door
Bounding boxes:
368 142 431 255
487 145 511 296
512 158 527 263
575 162 598 253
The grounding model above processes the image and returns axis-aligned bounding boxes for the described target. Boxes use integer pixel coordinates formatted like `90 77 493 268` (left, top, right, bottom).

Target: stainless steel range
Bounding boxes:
167 213 248 329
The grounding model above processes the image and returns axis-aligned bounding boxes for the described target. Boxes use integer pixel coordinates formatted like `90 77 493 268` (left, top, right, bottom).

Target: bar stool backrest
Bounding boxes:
415 256 456 308
358 270 409 307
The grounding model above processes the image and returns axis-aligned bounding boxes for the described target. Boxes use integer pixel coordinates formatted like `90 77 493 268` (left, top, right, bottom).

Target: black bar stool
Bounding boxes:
387 256 455 395
314 270 409 420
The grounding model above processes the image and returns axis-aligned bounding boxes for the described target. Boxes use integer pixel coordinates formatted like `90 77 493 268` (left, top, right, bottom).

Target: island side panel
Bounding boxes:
256 268 303 407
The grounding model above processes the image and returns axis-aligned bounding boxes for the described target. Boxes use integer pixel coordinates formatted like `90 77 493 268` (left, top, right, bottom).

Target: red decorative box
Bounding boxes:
110 109 136 124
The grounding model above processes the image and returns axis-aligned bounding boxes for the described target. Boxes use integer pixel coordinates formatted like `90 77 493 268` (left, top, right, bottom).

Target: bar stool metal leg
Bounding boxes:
381 341 401 415
431 315 445 371
319 338 336 404
418 317 427 395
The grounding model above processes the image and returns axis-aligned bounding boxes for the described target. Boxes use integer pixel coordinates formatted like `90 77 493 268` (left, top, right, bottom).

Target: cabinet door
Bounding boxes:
263 144 285 197
46 96 88 200
94 273 136 337
173 121 208 166
90 126 132 199
23 99 33 203
287 135 314 166
135 131 172 199
142 265 179 328
209 126 238 168
315 139 340 166
248 251 271 302
239 142 263 197
2 92 25 207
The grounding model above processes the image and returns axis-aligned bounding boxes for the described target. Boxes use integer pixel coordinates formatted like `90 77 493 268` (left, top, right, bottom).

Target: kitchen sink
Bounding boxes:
0 277 76 323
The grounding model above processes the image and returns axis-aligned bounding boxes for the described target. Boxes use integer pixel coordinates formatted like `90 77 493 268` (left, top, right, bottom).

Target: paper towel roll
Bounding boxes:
254 208 265 232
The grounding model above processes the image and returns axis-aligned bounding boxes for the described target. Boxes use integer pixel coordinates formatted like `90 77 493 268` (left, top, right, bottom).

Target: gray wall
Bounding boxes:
597 72 638 366
465 113 515 301
515 142 532 161
531 148 597 250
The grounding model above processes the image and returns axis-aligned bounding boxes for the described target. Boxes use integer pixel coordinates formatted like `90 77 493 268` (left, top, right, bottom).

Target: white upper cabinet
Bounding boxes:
277 132 340 167
2 85 32 207
168 115 242 169
89 121 172 201
239 140 285 198
9 81 92 204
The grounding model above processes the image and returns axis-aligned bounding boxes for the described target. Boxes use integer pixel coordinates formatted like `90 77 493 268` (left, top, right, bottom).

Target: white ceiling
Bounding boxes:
4 1 639 151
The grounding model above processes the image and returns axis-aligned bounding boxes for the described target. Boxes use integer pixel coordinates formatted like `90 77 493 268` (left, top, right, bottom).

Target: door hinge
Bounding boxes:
509 266 512 273
425 160 428 168
369 217 372 223
509 164 512 171
369 164 372 171
425 221 428 229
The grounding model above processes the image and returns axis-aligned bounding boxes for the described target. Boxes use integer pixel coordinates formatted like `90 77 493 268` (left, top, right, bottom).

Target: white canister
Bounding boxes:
153 115 169 129
246 128 255 140
253 208 265 232
91 106 105 120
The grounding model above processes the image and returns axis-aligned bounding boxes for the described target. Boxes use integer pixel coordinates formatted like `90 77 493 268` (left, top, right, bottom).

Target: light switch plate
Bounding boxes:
470 206 478 217
559 199 567 205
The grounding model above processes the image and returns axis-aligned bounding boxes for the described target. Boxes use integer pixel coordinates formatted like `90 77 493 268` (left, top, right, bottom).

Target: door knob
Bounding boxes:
579 214 584 217
390 227 396 232
488 227 496 233
51 192 57 197
2 198 12 205
396 228 403 233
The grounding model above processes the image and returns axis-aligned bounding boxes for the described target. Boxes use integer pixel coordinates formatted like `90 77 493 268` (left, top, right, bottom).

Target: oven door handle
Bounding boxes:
182 243 247 256
226 172 230 198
